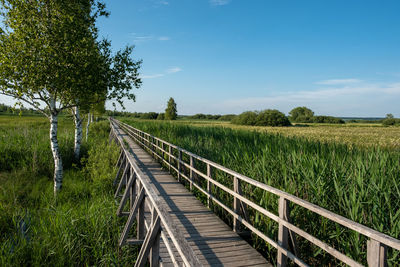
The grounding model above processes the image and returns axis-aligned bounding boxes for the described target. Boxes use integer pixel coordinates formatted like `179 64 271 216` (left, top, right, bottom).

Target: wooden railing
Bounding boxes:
109 119 203 267
112 118 400 267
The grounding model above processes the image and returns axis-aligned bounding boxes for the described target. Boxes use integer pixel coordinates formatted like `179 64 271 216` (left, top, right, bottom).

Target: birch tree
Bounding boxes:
0 0 111 193
74 42 142 155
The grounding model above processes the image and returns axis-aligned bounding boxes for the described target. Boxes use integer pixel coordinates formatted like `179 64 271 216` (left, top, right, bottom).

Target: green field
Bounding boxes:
0 115 139 266
121 118 400 266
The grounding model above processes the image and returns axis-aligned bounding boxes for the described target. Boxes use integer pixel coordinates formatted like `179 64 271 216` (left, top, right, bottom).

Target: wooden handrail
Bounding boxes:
113 118 400 267
110 119 203 267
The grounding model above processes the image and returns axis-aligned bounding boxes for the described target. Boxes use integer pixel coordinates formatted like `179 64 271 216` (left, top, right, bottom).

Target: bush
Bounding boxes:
157 113 164 120
382 118 400 126
255 109 291 126
140 112 158 120
289 106 314 123
218 114 236 121
312 116 345 124
232 110 291 126
232 111 258 125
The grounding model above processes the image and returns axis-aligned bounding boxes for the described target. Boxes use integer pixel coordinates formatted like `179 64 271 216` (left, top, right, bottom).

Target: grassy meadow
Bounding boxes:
0 115 138 266
121 118 400 266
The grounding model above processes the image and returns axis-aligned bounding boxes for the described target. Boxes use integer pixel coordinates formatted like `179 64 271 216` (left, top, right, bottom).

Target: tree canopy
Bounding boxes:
165 97 177 120
289 106 314 123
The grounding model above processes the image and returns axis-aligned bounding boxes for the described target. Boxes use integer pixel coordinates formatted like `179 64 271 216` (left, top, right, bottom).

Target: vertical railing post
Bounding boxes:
367 239 388 267
178 150 182 182
149 207 161 267
161 142 164 164
137 180 145 239
168 145 171 172
233 176 240 233
277 196 289 267
130 169 136 209
190 156 194 191
207 163 212 209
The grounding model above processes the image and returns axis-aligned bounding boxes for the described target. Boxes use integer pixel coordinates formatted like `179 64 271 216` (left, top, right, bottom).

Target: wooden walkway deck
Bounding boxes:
114 122 270 266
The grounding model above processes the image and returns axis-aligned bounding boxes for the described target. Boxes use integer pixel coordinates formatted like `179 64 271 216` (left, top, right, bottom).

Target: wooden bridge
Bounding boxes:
109 118 400 267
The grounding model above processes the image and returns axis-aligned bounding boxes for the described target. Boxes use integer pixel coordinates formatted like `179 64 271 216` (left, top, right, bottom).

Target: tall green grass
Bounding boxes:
0 117 138 266
122 118 400 266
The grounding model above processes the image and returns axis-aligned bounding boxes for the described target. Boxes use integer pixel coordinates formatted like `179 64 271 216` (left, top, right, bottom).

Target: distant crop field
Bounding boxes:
122 118 400 265
169 119 400 150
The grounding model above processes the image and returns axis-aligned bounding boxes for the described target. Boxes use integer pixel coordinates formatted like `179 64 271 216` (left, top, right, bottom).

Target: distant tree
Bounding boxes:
386 114 394 119
255 109 291 126
232 110 291 126
312 116 345 124
232 111 258 125
289 107 314 123
157 113 165 120
141 112 159 120
165 97 177 120
219 114 236 121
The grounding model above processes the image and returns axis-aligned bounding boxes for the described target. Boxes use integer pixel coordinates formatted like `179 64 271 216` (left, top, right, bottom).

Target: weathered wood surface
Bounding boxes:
114 123 271 267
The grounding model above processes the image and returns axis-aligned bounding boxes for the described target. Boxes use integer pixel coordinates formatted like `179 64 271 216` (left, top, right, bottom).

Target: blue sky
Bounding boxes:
2 0 400 117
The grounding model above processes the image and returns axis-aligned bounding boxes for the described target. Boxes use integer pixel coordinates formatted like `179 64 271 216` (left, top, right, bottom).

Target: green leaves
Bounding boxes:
165 97 177 120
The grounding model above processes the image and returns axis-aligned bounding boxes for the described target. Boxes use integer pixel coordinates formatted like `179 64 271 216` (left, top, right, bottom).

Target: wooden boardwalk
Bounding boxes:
113 122 271 266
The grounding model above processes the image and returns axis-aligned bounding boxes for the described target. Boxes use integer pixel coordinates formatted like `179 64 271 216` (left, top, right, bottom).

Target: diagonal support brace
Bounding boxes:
119 187 145 247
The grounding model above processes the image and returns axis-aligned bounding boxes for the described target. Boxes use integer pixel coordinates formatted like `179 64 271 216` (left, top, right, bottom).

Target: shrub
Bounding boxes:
312 116 345 124
157 113 165 120
231 111 258 125
140 112 158 120
289 106 314 123
232 110 291 126
218 114 236 121
382 118 400 126
255 109 291 126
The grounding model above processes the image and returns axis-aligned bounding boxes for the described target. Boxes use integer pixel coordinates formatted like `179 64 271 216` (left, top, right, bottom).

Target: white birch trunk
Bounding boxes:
86 112 91 141
50 108 63 194
73 106 83 161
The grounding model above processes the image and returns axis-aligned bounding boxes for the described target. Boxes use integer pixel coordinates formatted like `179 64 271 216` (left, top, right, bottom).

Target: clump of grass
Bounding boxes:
0 118 138 266
122 118 400 266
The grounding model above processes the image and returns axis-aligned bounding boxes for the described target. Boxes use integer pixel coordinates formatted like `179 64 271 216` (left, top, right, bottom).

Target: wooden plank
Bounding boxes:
135 215 161 267
277 197 289 267
150 209 161 267
114 162 129 198
116 172 136 216
367 239 388 267
119 187 145 246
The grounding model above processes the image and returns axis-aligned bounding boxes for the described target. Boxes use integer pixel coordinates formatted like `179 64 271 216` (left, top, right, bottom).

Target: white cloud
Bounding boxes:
158 0 169 5
141 67 182 79
315 79 362 85
210 0 231 6
158 36 170 41
141 74 165 79
131 33 171 42
166 67 182 73
132 35 154 42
